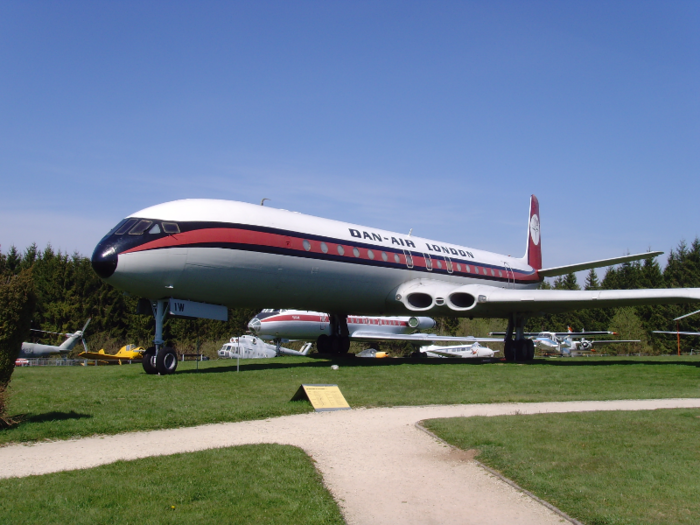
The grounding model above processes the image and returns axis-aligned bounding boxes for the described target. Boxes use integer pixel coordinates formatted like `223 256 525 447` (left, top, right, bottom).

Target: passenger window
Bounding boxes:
148 224 161 234
115 219 137 235
162 222 180 234
129 220 153 235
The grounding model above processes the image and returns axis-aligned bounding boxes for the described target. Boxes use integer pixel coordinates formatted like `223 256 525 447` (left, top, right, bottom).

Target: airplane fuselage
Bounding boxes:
92 199 541 316
249 309 436 341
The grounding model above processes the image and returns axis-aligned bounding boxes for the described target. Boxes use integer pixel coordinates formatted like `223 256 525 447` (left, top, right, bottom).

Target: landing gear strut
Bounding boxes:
502 313 534 362
141 299 178 375
316 314 350 354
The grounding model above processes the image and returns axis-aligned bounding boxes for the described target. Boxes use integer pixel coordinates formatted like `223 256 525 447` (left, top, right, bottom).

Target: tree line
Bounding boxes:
1 239 700 358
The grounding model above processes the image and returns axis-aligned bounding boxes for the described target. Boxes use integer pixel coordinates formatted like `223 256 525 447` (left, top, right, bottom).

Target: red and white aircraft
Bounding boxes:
247 309 497 352
91 195 700 374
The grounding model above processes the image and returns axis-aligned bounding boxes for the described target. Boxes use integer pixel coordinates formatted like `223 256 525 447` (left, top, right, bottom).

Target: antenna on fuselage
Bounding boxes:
408 228 413 237
260 198 270 206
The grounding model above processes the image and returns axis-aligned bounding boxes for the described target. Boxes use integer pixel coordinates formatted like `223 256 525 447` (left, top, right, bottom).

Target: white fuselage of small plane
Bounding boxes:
249 309 436 341
420 342 498 358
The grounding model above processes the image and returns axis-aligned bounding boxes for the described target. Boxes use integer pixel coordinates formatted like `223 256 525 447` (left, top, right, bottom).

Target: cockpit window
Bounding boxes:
162 222 180 234
115 219 137 235
148 223 161 234
128 220 153 235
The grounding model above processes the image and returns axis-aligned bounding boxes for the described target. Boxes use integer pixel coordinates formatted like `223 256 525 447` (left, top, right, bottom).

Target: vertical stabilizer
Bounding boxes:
524 195 542 270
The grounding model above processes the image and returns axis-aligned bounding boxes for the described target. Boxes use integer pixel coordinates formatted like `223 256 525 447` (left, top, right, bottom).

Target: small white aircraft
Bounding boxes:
19 319 91 358
218 335 313 359
91 194 700 374
419 342 499 358
247 309 497 352
491 329 640 356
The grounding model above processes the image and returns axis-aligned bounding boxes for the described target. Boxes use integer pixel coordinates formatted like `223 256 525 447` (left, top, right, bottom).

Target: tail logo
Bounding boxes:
529 214 540 246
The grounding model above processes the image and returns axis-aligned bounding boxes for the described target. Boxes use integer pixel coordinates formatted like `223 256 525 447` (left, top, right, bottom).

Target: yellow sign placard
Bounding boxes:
291 384 351 411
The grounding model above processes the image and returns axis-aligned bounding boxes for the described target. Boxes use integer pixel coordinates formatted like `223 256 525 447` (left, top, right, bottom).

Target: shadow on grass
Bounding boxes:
176 356 700 374
23 411 93 424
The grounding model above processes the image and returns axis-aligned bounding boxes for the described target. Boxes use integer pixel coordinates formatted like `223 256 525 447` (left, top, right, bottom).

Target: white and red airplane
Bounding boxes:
247 309 497 352
91 195 700 374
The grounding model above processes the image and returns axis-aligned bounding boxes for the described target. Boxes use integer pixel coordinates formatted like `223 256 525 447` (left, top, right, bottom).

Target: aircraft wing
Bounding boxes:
589 340 640 345
490 331 615 337
537 252 663 278
653 331 700 336
350 331 502 343
395 280 700 316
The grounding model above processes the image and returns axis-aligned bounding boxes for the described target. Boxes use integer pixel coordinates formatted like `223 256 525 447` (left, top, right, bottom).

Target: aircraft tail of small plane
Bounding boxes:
523 194 542 271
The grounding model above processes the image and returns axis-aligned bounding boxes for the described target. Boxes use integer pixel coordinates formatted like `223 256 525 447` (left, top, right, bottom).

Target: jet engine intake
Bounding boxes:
394 279 458 312
449 292 476 309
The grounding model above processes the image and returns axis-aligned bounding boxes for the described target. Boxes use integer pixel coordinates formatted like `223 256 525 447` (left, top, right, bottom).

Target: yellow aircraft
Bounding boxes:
79 344 145 364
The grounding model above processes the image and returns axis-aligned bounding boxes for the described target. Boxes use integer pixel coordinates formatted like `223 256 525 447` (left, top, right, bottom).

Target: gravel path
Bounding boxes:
2 398 700 524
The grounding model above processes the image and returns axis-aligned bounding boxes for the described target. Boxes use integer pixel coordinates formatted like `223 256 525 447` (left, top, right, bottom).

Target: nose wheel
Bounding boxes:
142 299 179 375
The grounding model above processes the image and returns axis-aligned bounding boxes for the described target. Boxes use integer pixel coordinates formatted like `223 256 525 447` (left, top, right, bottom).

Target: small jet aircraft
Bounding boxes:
419 341 499 358
247 309 497 352
19 319 91 358
218 335 313 359
78 344 145 363
491 329 640 356
91 194 700 374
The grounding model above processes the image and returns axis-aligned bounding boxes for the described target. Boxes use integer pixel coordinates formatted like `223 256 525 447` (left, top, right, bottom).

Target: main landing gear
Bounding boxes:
502 313 535 362
316 314 351 354
142 299 178 375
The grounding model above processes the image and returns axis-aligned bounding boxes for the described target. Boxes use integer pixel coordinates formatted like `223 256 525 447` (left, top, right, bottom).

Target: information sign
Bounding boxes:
291 384 351 411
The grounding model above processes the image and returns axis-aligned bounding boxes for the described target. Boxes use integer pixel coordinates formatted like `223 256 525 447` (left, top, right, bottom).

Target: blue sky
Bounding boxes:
1 1 698 274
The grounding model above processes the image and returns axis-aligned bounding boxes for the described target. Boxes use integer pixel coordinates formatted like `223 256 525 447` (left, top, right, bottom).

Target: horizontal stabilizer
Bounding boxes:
674 309 700 321
538 251 663 278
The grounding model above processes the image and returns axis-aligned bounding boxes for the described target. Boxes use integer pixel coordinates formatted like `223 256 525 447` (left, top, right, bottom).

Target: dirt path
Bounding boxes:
2 398 700 524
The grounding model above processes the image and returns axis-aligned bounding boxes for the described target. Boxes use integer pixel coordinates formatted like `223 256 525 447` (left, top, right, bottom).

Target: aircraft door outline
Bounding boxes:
402 249 414 269
444 256 454 274
424 252 433 271
504 262 514 289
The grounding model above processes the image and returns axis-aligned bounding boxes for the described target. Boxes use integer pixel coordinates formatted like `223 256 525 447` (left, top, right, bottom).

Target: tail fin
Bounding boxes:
523 195 542 270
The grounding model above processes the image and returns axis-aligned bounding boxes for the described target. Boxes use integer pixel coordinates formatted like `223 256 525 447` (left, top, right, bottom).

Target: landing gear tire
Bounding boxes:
504 341 515 362
142 347 158 374
317 334 331 353
333 336 350 355
156 347 178 375
525 339 535 361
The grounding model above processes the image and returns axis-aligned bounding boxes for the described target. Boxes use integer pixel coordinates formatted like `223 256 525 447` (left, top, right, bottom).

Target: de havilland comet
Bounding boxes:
91 195 700 374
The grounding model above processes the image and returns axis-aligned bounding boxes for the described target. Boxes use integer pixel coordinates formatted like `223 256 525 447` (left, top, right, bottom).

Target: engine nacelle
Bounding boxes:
577 340 592 351
408 316 437 330
394 279 458 312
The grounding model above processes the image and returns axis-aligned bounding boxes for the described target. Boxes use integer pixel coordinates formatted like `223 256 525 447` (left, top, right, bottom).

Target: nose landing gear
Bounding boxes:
141 299 179 375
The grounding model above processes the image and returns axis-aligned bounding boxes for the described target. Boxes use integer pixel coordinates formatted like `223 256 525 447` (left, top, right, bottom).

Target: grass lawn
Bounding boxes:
424 409 700 525
0 444 344 525
2 355 700 445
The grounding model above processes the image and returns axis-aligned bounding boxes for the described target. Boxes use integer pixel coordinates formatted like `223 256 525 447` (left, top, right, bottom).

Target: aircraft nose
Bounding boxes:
248 318 262 334
91 241 118 279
